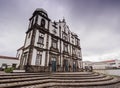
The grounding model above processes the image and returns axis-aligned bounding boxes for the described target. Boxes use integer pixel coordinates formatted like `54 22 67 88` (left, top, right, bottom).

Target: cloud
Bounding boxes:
0 0 120 61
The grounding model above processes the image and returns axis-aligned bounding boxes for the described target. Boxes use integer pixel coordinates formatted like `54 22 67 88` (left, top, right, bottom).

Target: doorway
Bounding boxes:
64 59 69 72
73 61 76 72
51 58 56 72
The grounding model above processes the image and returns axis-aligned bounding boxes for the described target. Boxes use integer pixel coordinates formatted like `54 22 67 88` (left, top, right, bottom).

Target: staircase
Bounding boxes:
0 72 120 88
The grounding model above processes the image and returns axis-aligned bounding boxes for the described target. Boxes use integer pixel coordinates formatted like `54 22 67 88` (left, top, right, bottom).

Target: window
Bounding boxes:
51 57 56 61
52 29 57 34
52 38 58 49
38 36 44 48
41 19 45 28
59 26 61 30
72 47 75 54
53 42 57 48
63 35 67 41
64 43 68 52
38 37 44 44
63 32 67 41
110 63 115 65
23 53 28 65
35 51 42 65
37 32 44 48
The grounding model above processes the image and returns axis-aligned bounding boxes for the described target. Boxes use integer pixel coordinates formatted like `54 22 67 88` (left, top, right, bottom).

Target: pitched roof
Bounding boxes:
0 55 18 60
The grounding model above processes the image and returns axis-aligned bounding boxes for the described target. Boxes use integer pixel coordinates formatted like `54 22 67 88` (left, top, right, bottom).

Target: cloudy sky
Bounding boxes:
0 0 120 61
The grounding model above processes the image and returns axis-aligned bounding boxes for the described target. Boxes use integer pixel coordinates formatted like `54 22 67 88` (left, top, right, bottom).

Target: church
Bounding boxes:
18 8 82 72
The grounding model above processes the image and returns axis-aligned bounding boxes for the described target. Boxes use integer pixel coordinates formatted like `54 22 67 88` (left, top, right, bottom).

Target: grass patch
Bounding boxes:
4 67 15 73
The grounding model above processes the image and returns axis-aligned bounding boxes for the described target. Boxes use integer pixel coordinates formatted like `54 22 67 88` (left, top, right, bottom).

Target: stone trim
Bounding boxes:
27 28 36 65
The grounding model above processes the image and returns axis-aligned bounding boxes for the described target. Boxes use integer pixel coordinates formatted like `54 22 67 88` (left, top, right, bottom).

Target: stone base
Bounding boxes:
24 65 82 72
25 65 46 72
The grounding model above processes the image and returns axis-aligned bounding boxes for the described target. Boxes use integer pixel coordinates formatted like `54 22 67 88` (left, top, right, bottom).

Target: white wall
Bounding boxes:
34 29 39 47
93 64 108 69
0 58 19 67
24 30 33 48
31 48 37 65
94 69 120 76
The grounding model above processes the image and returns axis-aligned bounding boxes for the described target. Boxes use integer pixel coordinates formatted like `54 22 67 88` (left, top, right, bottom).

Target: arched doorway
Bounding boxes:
73 61 76 72
64 59 69 72
51 57 56 72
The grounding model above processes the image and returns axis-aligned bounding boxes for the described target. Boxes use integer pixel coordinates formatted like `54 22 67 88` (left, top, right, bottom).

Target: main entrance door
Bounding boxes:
51 58 56 72
64 60 69 72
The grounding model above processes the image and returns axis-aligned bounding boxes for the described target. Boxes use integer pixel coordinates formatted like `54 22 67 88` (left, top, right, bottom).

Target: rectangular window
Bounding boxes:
72 47 75 55
53 42 57 48
37 32 44 48
52 38 58 49
38 36 44 44
35 51 42 65
63 35 67 41
64 43 68 52
23 53 28 65
62 32 67 41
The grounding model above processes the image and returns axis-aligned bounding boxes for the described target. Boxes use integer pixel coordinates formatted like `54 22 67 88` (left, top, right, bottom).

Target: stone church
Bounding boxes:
18 8 82 72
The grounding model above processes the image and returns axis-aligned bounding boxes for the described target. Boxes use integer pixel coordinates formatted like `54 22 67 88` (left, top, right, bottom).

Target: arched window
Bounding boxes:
41 19 45 28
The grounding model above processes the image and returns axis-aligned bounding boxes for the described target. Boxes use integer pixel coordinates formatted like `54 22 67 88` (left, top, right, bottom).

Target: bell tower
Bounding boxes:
20 8 50 71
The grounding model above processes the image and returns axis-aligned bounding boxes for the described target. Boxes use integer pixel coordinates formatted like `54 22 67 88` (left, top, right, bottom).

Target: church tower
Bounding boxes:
20 8 51 72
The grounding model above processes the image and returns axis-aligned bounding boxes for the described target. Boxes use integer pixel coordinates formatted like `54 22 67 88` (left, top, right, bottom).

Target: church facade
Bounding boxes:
19 8 82 72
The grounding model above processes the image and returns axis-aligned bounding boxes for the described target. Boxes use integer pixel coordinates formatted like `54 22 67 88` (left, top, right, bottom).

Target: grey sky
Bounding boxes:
0 0 120 61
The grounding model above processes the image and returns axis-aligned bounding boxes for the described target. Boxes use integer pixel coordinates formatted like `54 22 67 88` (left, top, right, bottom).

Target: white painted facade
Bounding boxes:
19 8 82 72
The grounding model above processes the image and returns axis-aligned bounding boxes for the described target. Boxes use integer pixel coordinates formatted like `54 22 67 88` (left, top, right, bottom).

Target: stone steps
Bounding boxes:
0 74 48 79
0 78 117 88
0 72 119 88
20 78 119 88
0 72 99 79
0 72 49 76
51 73 100 77
0 74 109 83
0 74 105 81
